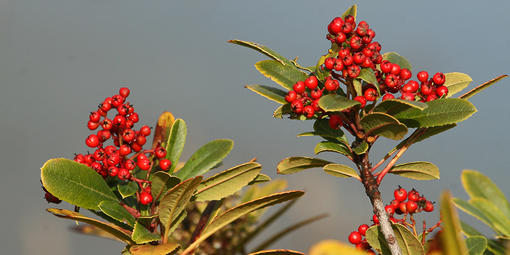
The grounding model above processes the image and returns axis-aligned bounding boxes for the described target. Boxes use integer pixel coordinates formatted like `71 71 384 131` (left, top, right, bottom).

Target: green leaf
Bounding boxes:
461 221 483 237
469 198 510 236
298 119 348 144
353 79 362 96
176 139 233 180
228 40 293 66
131 221 160 244
165 118 187 173
149 171 180 201
99 201 136 227
382 52 412 71
466 236 488 255
453 198 494 231
159 176 202 239
277 157 331 175
414 124 456 143
444 72 473 97
318 94 360 112
357 68 380 94
440 191 468 255
41 158 118 210
393 98 477 128
255 60 309 90
183 191 305 254
373 99 428 115
314 141 352 157
246 85 287 104
195 162 262 201
242 179 288 203
273 104 292 119
360 112 408 140
389 161 440 180
341 4 357 20
129 242 180 255
167 210 187 237
365 223 424 255
248 174 271 185
323 163 359 179
251 214 328 252
117 182 138 199
352 141 368 155
460 75 508 100
47 208 134 245
461 170 510 218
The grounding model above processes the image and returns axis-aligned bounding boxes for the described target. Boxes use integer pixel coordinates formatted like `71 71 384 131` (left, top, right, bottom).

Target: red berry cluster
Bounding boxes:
348 187 436 252
284 15 450 120
43 88 171 206
375 67 449 102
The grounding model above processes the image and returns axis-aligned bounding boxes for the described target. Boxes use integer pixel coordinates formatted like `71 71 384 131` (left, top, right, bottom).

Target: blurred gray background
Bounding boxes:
1 0 509 254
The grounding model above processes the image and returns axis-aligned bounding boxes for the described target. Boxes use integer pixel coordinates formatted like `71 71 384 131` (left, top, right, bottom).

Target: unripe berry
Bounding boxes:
140 191 153 205
305 76 319 90
348 231 363 244
86 134 100 148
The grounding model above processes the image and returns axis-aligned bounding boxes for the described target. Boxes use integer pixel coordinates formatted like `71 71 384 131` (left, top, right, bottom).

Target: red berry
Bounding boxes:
99 101 112 112
334 58 344 71
424 201 434 212
119 87 130 98
400 92 415 101
406 201 418 214
111 94 125 107
101 118 113 130
349 36 362 50
402 81 419 93
417 71 429 83
117 168 131 180
426 94 438 102
303 105 315 118
108 166 119 177
341 22 353 34
358 224 369 236
285 90 297 103
436 86 448 97
399 202 407 214
385 205 395 215
88 121 99 130
128 112 139 123
291 100 303 114
86 134 100 148
394 188 407 202
137 153 148 161
124 159 136 170
380 61 392 73
155 147 167 158
310 89 323 99
140 191 153 205
293 81 306 94
324 57 335 70
385 74 399 88
328 114 343 130
408 190 420 202
390 63 401 75
140 125 151 136
400 68 412 80
44 191 62 204
420 83 434 96
89 111 101 122
372 214 379 224
382 94 395 101
348 65 361 78
159 159 172 170
136 135 147 146
364 88 378 101
305 76 318 90
113 115 126 128
119 144 132 156
342 54 354 66
137 159 151 171
324 79 338 91
433 72 446 85
348 231 363 244
123 129 136 142
335 33 347 44
353 52 366 65
328 17 344 35
354 96 367 108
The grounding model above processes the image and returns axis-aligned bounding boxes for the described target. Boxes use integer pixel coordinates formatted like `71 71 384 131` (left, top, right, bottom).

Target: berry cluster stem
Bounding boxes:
358 152 403 255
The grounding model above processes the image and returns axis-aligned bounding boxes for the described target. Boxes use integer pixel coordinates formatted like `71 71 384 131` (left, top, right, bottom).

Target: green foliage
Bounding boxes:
357 68 380 93
131 221 160 244
41 158 118 210
443 72 472 97
228 40 293 66
165 118 187 173
360 112 408 140
460 75 508 100
323 163 359 179
440 191 469 255
99 201 136 227
175 139 233 179
373 99 428 115
246 85 287 104
382 52 412 71
277 156 331 175
365 223 424 255
318 94 360 112
195 162 262 201
314 141 352 157
149 171 181 202
465 236 488 255
118 182 139 199
389 161 440 180
129 242 180 255
255 60 309 90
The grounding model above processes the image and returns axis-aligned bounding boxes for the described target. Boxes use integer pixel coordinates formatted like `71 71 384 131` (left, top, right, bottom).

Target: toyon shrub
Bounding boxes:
231 4 508 255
